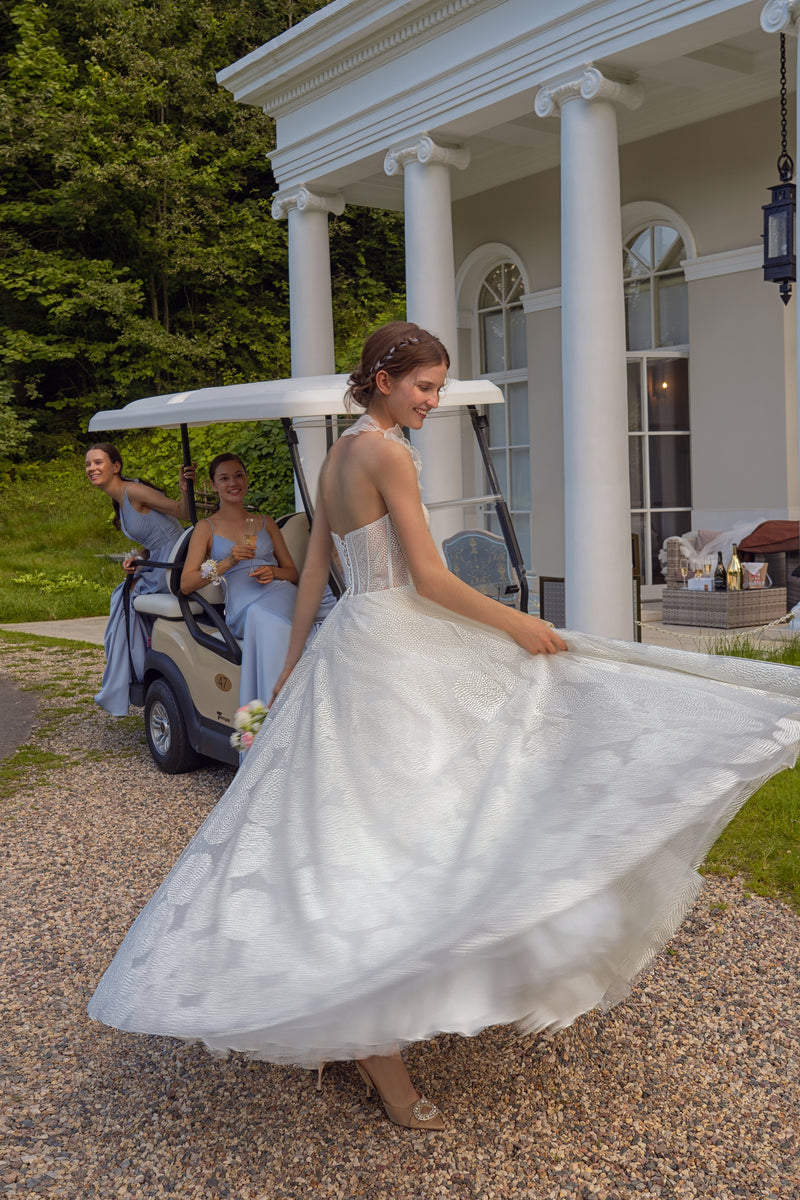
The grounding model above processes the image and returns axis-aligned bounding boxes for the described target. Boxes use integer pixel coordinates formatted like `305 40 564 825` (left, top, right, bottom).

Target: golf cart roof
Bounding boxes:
88 374 503 432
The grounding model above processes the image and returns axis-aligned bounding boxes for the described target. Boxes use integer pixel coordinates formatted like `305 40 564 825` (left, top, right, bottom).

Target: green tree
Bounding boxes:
2 0 404 458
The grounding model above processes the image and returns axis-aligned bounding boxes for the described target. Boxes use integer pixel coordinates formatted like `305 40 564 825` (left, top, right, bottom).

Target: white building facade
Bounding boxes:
218 0 799 638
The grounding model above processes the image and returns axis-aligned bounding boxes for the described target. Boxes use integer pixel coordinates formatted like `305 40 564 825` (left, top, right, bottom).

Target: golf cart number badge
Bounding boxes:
215 673 233 693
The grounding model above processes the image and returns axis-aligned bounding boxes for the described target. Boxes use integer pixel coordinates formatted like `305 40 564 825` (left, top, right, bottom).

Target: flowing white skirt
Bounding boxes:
88 586 800 1063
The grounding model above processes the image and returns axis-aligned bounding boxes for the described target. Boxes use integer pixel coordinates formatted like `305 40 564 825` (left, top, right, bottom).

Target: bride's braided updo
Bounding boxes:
345 321 450 411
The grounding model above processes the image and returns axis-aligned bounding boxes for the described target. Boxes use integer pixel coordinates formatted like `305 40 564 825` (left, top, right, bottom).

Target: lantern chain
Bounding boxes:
778 33 794 183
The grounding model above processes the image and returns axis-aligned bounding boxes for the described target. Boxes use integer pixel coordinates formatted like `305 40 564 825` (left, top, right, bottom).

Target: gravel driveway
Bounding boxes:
1 634 799 1200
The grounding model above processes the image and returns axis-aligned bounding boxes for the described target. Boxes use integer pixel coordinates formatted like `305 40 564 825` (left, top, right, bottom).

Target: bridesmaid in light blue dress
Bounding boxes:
86 443 194 716
180 453 334 707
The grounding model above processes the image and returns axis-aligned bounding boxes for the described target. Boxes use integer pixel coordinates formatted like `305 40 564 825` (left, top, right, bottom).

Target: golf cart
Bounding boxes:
88 374 526 773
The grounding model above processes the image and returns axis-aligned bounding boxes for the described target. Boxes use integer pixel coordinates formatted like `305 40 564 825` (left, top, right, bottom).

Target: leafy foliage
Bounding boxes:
1 0 405 461
0 380 35 460
115 423 296 518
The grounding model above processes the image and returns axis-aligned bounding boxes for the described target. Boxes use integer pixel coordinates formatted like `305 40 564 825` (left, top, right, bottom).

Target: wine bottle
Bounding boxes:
714 551 727 592
726 543 743 592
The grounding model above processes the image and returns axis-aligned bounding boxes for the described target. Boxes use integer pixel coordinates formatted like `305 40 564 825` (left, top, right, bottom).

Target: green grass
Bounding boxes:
704 765 799 907
707 630 800 665
701 631 800 909
0 455 131 622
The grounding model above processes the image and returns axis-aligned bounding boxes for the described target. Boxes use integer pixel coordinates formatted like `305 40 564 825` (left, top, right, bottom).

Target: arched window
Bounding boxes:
624 223 691 591
477 261 531 568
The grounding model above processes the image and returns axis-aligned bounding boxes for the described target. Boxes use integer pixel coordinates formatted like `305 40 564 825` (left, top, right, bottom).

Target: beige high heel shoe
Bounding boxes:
355 1061 445 1130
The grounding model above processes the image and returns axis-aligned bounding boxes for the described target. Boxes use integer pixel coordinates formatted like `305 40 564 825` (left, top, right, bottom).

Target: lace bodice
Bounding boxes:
331 413 422 595
332 513 412 594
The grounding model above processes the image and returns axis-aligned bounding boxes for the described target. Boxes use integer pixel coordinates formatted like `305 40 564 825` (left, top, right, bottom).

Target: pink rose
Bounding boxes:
241 731 255 750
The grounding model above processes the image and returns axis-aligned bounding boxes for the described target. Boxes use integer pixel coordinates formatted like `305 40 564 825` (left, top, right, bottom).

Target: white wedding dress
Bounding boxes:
89 416 800 1065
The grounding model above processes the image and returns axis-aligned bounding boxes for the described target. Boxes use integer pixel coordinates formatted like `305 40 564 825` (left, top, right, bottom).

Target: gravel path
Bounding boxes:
1 635 799 1200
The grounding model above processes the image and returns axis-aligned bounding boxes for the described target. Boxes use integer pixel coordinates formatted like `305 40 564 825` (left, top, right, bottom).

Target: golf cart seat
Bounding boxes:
277 511 311 567
132 527 224 620
442 528 520 606
132 513 312 623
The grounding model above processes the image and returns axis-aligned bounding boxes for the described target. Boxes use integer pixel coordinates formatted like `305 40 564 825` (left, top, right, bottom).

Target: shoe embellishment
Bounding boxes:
412 1098 440 1122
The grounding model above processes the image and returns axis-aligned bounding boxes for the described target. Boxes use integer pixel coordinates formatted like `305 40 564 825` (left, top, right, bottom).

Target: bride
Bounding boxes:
89 322 800 1132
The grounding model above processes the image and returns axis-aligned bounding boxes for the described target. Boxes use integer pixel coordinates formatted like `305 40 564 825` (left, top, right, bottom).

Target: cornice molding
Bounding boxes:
522 287 562 313
271 187 345 220
760 0 800 35
534 65 644 118
249 0 488 114
681 246 763 281
384 134 470 176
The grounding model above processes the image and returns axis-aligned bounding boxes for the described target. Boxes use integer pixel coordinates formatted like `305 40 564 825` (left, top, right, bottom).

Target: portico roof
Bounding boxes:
218 0 782 208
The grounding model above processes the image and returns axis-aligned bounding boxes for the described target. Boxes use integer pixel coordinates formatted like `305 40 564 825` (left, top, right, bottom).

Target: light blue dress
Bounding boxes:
208 519 335 706
94 491 183 717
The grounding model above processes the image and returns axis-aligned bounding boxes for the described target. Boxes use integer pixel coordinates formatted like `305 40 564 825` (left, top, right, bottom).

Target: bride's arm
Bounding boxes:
370 440 568 657
269 504 333 703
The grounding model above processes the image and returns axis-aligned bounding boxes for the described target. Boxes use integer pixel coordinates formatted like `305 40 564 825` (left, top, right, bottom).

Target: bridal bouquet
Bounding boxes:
229 699 268 752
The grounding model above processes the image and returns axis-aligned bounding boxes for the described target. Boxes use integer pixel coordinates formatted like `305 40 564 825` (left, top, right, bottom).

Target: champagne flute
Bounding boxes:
679 555 690 588
243 514 259 548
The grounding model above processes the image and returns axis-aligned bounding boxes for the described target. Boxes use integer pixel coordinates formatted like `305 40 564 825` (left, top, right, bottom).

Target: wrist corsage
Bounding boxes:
230 699 268 753
200 559 220 584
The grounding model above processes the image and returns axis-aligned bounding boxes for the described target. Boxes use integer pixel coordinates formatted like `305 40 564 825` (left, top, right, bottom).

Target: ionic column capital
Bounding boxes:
534 66 643 118
761 0 800 34
271 187 345 221
384 134 470 177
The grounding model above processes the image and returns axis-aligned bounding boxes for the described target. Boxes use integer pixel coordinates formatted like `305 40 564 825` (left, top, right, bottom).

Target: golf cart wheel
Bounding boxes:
144 678 201 774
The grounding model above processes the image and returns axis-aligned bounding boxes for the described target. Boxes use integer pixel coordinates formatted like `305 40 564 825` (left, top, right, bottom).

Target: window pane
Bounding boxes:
510 448 530 510
487 400 505 446
653 225 679 269
625 280 651 351
482 267 503 304
650 509 691 585
629 229 652 268
628 435 644 508
627 361 642 431
648 435 691 508
624 248 648 279
657 275 689 347
490 449 508 498
504 263 523 303
481 310 505 373
507 380 529 444
508 306 526 370
630 512 646 583
647 359 689 431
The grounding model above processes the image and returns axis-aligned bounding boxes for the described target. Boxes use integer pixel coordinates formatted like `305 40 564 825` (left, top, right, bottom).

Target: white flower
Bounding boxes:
230 700 268 751
233 706 251 731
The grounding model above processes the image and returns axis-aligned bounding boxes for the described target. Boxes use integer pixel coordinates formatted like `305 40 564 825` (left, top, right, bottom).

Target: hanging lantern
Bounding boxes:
763 34 796 306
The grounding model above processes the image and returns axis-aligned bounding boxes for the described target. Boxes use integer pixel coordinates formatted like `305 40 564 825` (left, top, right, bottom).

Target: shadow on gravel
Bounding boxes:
0 676 38 760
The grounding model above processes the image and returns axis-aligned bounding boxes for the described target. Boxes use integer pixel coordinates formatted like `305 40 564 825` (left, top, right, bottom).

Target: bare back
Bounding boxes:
319 425 394 538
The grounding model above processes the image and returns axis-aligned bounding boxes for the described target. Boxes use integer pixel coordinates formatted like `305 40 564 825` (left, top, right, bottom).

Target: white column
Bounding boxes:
272 186 345 508
761 2 800 527
385 136 470 546
535 69 643 638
